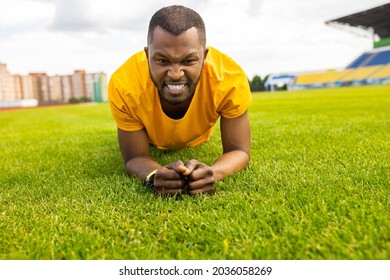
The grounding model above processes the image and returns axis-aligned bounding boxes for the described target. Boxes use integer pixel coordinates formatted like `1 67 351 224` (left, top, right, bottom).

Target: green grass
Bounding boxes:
0 85 389 260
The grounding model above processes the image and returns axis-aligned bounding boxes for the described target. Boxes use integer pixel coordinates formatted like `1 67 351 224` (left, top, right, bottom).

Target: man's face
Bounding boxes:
145 26 208 105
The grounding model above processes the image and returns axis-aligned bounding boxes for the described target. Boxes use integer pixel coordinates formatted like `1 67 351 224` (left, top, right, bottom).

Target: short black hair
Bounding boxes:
147 5 206 45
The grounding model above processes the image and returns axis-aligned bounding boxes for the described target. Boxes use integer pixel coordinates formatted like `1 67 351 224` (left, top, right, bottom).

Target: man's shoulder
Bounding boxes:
206 47 239 64
108 50 153 105
205 47 246 81
111 50 148 81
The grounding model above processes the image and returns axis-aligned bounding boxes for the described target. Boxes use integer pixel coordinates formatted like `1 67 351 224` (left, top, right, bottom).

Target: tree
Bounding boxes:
249 75 264 92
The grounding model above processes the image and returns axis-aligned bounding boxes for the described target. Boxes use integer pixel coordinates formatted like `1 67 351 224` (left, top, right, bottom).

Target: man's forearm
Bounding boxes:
210 150 250 181
125 156 161 180
125 151 249 182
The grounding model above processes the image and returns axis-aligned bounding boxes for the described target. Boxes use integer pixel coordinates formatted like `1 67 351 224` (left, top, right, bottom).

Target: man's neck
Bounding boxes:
160 98 192 120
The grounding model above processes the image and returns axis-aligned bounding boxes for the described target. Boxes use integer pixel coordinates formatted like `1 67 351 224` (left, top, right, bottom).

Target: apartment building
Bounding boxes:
0 62 107 108
0 62 16 102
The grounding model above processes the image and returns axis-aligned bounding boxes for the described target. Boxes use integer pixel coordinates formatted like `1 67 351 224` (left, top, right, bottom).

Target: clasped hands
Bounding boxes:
153 159 215 196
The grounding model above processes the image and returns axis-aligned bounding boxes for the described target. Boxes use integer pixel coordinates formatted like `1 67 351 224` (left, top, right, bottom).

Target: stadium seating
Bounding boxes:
317 69 354 83
365 50 390 66
369 64 390 79
347 52 371 68
294 72 327 85
348 50 390 68
339 65 383 81
292 46 390 88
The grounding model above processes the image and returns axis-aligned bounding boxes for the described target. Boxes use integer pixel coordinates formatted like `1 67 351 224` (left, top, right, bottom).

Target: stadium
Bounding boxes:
0 1 389 270
266 2 390 91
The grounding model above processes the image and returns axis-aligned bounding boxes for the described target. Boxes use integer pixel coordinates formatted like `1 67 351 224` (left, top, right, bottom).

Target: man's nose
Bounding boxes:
167 64 184 80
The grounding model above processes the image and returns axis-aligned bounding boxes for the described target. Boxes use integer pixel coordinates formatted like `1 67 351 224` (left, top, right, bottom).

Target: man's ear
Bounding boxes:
203 47 209 61
144 47 149 59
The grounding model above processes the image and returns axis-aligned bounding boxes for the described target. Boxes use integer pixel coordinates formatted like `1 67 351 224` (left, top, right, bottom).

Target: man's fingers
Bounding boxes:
153 160 216 196
186 164 213 182
165 160 190 174
187 175 215 190
156 167 183 180
184 159 200 169
186 164 215 195
154 167 187 191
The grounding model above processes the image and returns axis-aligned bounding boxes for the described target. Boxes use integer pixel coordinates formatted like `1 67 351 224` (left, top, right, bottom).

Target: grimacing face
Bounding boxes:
145 26 208 106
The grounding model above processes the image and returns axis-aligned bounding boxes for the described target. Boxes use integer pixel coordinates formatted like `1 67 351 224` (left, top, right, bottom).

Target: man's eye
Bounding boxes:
183 60 196 65
157 59 169 65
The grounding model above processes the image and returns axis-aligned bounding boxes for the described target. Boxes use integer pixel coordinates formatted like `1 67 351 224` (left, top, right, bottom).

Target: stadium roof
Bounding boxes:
326 3 390 39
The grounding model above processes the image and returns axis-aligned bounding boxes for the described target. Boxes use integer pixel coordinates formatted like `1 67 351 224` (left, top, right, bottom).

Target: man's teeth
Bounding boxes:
167 84 185 91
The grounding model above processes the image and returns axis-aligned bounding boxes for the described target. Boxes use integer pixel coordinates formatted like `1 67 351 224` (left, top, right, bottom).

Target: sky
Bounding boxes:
0 0 388 79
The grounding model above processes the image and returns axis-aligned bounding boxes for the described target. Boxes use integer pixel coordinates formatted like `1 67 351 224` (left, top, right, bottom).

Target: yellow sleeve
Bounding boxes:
108 76 144 131
217 68 252 118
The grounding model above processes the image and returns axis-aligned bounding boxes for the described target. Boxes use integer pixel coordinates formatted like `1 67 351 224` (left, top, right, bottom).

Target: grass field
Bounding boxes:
0 85 389 260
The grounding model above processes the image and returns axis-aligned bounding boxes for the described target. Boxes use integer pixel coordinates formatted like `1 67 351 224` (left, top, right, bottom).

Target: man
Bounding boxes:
108 5 251 196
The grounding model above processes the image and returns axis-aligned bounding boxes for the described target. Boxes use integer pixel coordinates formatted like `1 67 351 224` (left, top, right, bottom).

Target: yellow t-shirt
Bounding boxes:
108 46 251 149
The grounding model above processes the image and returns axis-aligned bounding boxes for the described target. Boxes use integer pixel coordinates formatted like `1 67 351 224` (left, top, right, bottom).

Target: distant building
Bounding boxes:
86 72 107 103
19 75 34 100
49 75 63 103
29 73 51 104
72 70 87 100
0 61 107 108
0 62 16 102
61 75 73 103
264 74 296 92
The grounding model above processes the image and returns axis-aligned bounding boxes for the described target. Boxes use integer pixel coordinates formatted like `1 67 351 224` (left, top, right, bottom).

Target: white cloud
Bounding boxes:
0 0 55 25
